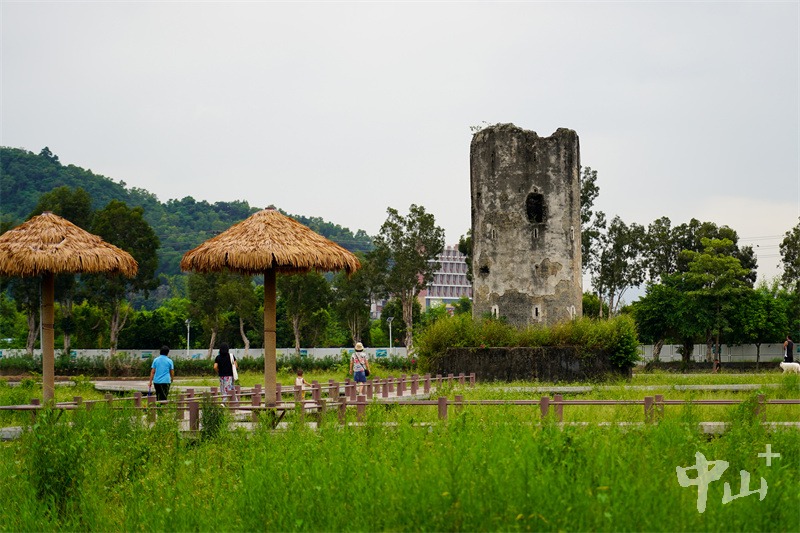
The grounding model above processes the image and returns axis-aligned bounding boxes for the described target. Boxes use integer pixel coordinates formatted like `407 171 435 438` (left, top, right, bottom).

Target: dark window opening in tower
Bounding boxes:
526 192 545 224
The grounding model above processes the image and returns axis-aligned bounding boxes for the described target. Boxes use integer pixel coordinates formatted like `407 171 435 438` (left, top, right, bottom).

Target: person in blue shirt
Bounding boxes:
148 345 175 402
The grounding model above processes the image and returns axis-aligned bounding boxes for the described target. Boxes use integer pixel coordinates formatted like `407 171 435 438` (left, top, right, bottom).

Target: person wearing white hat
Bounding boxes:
349 342 370 396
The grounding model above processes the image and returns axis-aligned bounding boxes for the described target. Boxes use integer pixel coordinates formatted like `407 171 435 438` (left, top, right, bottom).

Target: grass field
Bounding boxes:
0 372 797 531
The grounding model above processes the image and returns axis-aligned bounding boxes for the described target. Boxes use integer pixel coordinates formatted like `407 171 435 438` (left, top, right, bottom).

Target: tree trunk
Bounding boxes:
347 314 362 345
680 340 694 369
653 338 664 362
206 328 217 359
108 304 129 358
705 331 714 363
402 293 414 350
292 314 302 355
26 311 38 356
62 298 73 354
239 317 250 355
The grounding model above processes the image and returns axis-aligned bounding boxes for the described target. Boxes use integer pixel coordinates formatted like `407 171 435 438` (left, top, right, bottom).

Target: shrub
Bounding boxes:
415 315 640 371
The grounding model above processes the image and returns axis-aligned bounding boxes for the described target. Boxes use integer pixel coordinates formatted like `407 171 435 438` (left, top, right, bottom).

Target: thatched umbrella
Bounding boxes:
181 207 360 402
0 212 137 402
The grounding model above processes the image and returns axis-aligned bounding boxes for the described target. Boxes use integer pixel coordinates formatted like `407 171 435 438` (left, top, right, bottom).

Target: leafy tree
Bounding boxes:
372 205 445 349
681 238 752 361
780 217 800 291
580 167 607 272
8 278 40 354
452 296 472 315
379 297 421 349
188 271 231 357
118 307 185 350
631 280 705 365
83 200 160 355
581 292 608 319
592 216 645 316
457 231 473 283
332 255 373 345
28 186 94 353
729 281 790 368
277 272 331 354
217 274 259 354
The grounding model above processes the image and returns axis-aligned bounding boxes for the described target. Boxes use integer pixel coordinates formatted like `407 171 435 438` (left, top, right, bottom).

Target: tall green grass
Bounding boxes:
0 398 796 532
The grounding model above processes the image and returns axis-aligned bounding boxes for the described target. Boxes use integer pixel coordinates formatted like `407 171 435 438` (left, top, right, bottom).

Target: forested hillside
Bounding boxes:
0 146 373 276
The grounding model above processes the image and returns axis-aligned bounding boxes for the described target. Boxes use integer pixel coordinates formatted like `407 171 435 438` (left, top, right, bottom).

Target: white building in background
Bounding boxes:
418 245 472 311
369 245 473 319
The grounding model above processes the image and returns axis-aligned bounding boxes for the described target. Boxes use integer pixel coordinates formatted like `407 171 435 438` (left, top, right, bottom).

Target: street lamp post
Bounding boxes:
185 319 191 354
387 316 394 356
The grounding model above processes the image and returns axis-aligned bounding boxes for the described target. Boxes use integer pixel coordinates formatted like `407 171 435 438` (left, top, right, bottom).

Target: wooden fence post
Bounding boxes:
455 395 464 414
133 392 142 408
424 374 431 394
755 394 767 422
105 393 114 406
357 395 366 422
469 373 476 387
438 396 448 420
73 396 83 406
189 400 199 432
655 394 664 420
147 394 156 422
382 380 389 399
540 396 550 419
553 394 563 422
644 396 654 423
366 381 373 400
458 373 465 386
411 374 418 396
338 397 347 425
312 382 321 403
177 392 186 421
448 373 454 385
251 389 262 423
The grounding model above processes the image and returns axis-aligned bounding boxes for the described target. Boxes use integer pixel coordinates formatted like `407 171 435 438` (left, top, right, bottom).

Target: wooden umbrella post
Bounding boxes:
264 269 277 405
41 272 55 403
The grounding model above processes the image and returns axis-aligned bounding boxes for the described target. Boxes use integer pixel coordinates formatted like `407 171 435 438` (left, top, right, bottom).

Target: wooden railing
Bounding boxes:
2 374 798 433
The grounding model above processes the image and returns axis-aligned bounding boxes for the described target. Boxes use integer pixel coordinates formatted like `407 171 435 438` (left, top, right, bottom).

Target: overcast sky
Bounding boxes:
2 1 798 292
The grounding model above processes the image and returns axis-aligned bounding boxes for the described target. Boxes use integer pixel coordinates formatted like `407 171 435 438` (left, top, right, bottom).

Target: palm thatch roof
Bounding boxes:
0 212 138 277
180 208 361 275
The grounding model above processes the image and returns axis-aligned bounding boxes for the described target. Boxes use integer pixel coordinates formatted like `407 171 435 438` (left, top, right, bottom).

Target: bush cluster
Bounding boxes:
415 314 640 371
0 348 420 377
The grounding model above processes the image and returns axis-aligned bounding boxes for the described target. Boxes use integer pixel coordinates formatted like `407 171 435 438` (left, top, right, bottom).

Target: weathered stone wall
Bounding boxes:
470 124 582 327
433 347 631 382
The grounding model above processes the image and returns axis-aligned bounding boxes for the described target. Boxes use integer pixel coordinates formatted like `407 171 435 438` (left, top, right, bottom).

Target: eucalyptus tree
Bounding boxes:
592 216 645 316
188 271 231 357
83 200 160 355
332 252 377 344
277 271 332 355
218 274 259 354
372 205 445 349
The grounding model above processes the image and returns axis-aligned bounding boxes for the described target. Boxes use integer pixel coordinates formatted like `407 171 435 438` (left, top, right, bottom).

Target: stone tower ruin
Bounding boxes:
470 124 582 327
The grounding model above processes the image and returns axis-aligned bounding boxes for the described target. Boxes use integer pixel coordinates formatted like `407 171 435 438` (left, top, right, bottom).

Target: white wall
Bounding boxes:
637 344 790 363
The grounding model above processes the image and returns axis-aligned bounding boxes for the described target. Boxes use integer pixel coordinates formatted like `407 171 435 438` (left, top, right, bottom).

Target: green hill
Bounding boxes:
0 146 373 277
